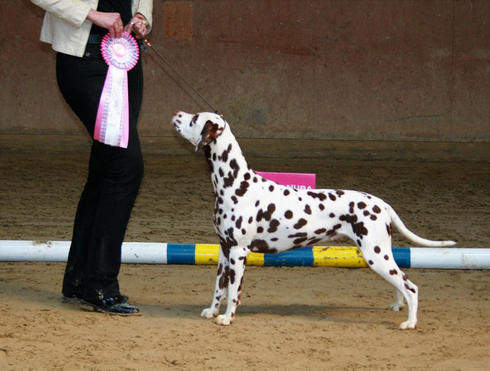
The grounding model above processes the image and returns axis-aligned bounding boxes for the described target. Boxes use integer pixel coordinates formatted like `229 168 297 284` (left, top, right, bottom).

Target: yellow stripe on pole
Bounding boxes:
246 252 265 266
195 244 265 266
312 246 369 268
195 244 220 265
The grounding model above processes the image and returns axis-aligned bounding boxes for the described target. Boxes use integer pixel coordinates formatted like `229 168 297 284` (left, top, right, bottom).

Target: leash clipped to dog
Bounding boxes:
132 26 220 115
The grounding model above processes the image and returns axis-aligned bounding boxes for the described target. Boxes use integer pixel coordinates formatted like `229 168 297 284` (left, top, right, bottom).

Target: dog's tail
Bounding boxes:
388 206 457 247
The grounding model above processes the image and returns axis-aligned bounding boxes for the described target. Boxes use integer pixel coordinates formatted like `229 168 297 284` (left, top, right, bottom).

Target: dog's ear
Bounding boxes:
196 120 221 151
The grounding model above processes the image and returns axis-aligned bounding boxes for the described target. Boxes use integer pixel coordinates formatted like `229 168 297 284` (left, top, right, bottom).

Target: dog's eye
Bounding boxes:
192 114 199 124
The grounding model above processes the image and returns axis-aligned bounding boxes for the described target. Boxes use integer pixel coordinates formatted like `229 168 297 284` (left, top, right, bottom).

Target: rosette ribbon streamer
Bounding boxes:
94 32 139 148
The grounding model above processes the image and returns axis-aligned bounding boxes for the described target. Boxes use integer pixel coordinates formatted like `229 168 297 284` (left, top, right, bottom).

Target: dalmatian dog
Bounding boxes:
172 111 456 330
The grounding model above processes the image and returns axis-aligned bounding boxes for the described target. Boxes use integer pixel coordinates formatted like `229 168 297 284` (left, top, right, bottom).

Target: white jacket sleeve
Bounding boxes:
30 0 93 28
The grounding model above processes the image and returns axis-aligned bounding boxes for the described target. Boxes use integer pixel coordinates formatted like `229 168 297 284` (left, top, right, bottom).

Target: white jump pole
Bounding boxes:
0 240 489 269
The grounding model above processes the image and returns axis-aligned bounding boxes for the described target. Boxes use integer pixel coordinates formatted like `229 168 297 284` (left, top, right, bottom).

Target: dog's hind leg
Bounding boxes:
387 289 405 312
201 246 229 319
215 246 249 325
361 243 418 330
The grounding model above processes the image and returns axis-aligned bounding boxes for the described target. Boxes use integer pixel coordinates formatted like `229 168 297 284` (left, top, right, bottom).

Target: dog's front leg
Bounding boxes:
216 247 249 326
201 246 228 319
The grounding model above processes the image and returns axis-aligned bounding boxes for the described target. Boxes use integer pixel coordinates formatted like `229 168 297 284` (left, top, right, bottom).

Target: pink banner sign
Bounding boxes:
256 171 316 190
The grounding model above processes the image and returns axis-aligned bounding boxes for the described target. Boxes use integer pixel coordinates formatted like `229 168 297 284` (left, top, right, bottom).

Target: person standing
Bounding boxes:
31 0 153 315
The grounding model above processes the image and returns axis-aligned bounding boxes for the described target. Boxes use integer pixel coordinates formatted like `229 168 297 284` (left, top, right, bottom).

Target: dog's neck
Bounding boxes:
203 127 251 195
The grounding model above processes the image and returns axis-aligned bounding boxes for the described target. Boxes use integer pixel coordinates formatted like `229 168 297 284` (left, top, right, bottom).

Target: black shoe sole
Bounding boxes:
80 300 142 317
62 296 82 304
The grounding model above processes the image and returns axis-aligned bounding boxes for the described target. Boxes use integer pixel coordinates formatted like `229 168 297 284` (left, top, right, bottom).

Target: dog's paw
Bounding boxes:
215 314 233 326
201 308 219 319
399 320 417 330
387 301 405 311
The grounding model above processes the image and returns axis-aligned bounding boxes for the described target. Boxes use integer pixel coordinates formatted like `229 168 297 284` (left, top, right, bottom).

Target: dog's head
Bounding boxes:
172 111 227 151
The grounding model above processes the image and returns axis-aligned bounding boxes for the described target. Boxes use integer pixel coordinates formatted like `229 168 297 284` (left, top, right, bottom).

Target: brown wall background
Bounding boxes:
1 1 489 158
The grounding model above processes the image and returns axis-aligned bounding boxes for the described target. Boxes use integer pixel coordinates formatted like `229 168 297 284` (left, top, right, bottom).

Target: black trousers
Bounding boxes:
57 43 144 301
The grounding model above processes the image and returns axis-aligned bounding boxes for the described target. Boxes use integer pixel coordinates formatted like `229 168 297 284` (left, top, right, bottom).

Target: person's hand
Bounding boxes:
125 15 148 39
87 9 124 38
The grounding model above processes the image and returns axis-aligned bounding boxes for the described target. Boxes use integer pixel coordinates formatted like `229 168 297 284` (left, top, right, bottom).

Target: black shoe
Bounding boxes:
81 295 141 316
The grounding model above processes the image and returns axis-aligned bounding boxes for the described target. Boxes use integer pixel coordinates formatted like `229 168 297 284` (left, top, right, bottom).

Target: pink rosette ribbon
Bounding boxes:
94 32 139 148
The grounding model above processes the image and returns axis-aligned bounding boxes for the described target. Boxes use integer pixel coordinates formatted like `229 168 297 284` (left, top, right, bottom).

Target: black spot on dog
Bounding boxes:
231 196 238 204
235 181 249 197
255 200 260 207
268 219 280 233
257 227 264 233
288 232 307 239
373 205 381 214
285 210 293 219
250 239 276 253
284 189 290 196
319 204 325 211
269 185 275 192
218 168 224 177
235 216 243 229
248 217 253 224
314 228 327 234
244 173 251 180
329 213 335 218
304 205 312 215
386 223 393 236
340 214 368 239
221 144 232 163
336 190 345 197
293 237 308 245
307 191 327 201
349 202 355 214
263 204 276 221
405 284 416 294
370 215 377 221
374 246 381 254
218 268 229 289
223 174 234 188
294 218 307 229
358 202 366 209
328 193 336 201
204 146 214 172
390 269 398 275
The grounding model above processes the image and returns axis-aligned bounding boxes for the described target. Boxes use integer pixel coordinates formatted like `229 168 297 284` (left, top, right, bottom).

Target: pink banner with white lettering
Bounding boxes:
256 172 316 190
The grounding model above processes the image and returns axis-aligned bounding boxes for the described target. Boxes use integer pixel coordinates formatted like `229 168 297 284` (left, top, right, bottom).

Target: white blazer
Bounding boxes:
31 0 153 57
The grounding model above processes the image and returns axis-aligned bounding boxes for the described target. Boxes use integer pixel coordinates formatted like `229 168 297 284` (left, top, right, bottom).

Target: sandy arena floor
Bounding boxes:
0 151 489 370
